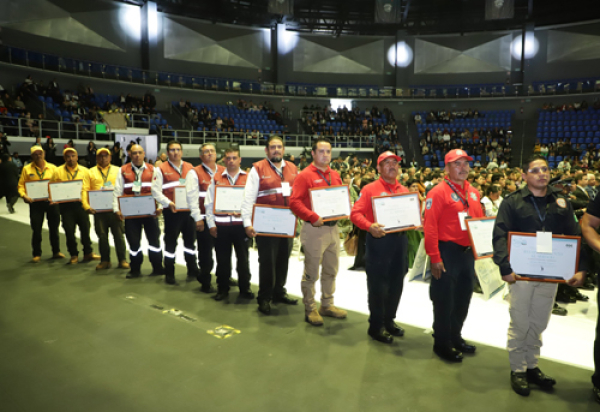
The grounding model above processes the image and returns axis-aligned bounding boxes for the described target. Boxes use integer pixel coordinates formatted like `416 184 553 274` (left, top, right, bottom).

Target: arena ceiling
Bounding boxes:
114 0 600 36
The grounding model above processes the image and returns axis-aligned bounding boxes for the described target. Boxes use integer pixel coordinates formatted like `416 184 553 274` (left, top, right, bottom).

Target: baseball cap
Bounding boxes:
444 149 473 164
63 147 77 155
97 148 111 156
377 151 401 165
30 145 44 154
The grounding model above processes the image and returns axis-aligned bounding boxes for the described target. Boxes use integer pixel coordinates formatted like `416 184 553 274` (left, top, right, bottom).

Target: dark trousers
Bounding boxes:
352 229 367 268
429 241 475 347
214 225 251 293
256 236 293 302
94 212 126 263
59 202 93 257
162 209 198 277
196 221 215 285
124 216 163 274
365 232 408 330
593 279 600 388
29 201 61 257
2 194 18 210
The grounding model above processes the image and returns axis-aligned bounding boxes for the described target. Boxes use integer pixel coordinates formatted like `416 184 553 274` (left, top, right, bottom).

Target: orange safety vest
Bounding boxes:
254 159 297 206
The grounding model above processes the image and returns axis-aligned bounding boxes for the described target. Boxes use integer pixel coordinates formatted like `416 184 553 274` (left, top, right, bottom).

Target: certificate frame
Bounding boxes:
371 192 422 233
118 195 157 219
465 217 496 260
214 185 245 215
25 179 50 202
251 204 298 238
87 190 114 213
507 231 581 283
308 185 352 222
174 186 190 212
49 180 83 204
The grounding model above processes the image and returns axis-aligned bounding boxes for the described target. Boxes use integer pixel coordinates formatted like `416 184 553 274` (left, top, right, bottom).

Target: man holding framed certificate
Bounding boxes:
52 148 99 264
205 147 253 301
17 145 63 263
84 148 128 271
290 138 348 326
423 149 484 362
151 140 199 285
493 154 587 397
350 151 412 344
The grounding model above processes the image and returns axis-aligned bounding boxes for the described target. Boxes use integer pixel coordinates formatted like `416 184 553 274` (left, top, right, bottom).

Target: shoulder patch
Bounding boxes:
451 192 459 202
470 192 478 201
380 192 388 196
426 198 433 210
556 198 567 209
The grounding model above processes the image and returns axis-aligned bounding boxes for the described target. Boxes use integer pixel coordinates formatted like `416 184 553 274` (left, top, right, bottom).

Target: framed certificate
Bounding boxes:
174 186 190 211
118 195 157 219
309 185 351 222
88 190 114 212
508 232 581 283
214 186 245 215
25 179 50 201
49 180 83 203
372 192 422 233
466 217 496 259
252 205 297 238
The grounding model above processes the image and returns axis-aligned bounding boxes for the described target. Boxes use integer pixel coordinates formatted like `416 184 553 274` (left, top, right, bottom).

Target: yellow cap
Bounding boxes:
63 147 77 155
97 148 111 156
30 145 44 154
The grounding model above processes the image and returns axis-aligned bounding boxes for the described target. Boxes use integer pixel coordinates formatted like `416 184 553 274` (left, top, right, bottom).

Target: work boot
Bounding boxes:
319 305 347 319
305 310 324 326
96 262 111 271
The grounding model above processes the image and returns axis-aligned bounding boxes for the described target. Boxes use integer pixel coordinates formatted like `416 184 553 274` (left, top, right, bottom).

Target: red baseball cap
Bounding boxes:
444 149 473 164
377 151 401 165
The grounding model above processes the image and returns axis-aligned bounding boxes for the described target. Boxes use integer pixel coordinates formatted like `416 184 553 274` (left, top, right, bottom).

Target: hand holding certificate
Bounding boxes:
214 186 245 214
49 180 83 203
88 190 114 212
174 186 190 211
252 205 297 238
508 232 581 282
25 180 50 201
118 195 157 219
372 192 422 233
466 217 496 259
309 185 351 222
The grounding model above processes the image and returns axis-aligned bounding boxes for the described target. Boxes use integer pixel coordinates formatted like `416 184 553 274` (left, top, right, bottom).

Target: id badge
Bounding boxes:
458 211 469 231
536 231 552 253
133 181 141 194
282 182 291 197
103 181 113 190
179 178 185 185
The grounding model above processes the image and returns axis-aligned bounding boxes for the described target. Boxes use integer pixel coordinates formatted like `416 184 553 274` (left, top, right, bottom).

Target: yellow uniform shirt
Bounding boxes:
85 165 120 211
18 161 58 198
52 164 91 209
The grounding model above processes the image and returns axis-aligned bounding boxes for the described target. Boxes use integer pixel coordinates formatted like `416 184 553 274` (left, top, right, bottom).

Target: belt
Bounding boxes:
306 220 337 227
439 240 471 252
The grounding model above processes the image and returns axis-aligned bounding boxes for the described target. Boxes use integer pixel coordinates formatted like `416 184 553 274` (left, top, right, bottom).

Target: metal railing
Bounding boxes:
1 115 109 141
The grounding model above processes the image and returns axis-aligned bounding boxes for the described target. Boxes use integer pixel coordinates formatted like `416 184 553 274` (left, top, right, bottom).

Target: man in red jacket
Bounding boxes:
290 138 348 326
350 151 410 343
424 149 483 362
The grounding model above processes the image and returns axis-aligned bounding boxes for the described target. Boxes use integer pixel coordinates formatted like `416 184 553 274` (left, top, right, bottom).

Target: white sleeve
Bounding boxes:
151 167 171 209
240 167 260 227
186 170 202 222
205 181 216 229
113 171 124 213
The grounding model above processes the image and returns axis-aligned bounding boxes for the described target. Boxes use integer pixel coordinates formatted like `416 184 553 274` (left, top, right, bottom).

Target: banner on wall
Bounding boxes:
485 0 514 20
375 0 402 24
268 0 293 16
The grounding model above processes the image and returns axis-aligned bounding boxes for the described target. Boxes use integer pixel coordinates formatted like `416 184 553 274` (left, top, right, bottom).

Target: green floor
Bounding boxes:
0 218 597 412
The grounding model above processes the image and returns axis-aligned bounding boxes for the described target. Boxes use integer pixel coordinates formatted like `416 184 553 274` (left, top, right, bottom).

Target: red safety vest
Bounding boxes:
121 163 154 195
159 161 193 202
254 159 297 206
212 171 248 226
193 163 225 215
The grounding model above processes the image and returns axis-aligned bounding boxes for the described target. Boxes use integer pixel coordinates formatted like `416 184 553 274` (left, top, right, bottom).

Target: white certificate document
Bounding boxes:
49 180 83 203
174 186 190 211
466 217 495 258
252 205 297 238
509 233 579 280
88 190 114 212
25 180 50 201
474 258 505 300
372 193 422 233
118 195 156 219
309 185 351 221
214 186 245 214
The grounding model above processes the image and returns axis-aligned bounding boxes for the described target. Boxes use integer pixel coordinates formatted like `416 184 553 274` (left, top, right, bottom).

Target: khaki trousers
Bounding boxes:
300 223 340 312
507 281 557 372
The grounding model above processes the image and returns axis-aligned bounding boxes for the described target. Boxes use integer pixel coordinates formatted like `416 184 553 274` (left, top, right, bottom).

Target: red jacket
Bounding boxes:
350 177 409 231
423 178 483 264
289 164 342 224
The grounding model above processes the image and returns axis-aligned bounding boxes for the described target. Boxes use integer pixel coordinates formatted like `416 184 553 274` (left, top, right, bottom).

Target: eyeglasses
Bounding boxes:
527 166 549 174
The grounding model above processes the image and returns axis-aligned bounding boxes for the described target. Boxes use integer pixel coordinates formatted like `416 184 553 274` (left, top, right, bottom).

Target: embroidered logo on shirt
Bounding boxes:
470 192 478 201
261 175 272 179
314 179 323 184
426 199 432 209
556 198 567 208
451 193 459 202
380 192 389 196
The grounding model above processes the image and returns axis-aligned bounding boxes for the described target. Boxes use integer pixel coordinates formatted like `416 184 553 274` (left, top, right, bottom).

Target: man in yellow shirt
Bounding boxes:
17 145 64 263
84 148 128 270
52 147 100 264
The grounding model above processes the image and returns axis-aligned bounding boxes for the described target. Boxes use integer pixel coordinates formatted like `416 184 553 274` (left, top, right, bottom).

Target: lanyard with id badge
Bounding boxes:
100 167 113 191
269 162 291 198
133 168 143 194
445 180 471 231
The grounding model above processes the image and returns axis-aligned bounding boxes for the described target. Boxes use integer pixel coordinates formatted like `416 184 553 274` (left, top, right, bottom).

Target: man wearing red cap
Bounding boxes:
424 149 483 362
17 145 63 263
351 151 410 343
52 147 100 264
83 147 128 270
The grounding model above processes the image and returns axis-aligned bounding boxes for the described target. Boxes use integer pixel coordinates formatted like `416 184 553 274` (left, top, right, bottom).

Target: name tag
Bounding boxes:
458 212 470 231
102 181 113 190
133 181 141 194
282 182 291 197
179 178 185 185
536 231 552 253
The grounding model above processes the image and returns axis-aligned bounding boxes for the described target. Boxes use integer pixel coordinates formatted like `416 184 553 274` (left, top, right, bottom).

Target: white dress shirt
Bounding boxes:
185 163 218 223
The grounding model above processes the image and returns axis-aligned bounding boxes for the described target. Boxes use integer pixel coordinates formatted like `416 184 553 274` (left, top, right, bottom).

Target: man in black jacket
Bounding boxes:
0 154 19 213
